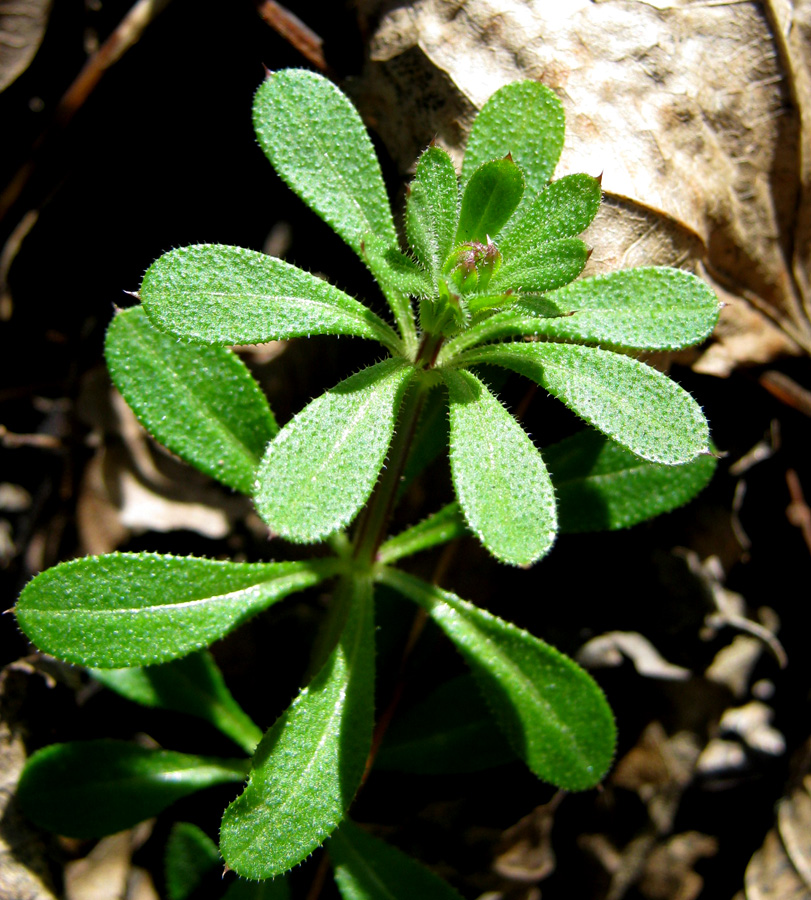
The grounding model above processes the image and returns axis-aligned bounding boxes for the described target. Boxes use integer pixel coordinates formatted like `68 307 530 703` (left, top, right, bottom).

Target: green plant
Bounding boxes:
13 69 719 896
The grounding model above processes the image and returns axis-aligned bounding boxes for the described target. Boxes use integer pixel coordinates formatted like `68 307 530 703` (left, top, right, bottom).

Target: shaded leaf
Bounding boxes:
140 245 400 352
17 741 247 839
165 823 220 900
255 359 414 542
376 674 515 774
105 306 277 494
456 158 524 244
406 146 459 284
220 577 375 879
545 429 717 532
443 368 556 566
464 342 710 464
377 502 468 565
379 569 616 790
500 174 602 257
490 238 589 294
253 69 397 258
15 553 339 668
90 651 263 754
330 818 465 900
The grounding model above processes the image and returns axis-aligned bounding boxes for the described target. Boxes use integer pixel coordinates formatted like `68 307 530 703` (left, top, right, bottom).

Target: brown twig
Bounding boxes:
786 468 811 556
0 424 62 450
255 0 329 73
759 370 811 417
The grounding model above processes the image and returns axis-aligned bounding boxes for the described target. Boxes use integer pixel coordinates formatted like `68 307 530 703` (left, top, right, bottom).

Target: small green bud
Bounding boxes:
443 238 503 294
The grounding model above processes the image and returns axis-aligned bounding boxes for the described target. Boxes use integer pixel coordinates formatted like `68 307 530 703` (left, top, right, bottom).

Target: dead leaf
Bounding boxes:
0 0 52 92
577 632 691 681
64 823 153 900
639 831 718 900
354 0 811 370
745 828 811 900
492 795 561 884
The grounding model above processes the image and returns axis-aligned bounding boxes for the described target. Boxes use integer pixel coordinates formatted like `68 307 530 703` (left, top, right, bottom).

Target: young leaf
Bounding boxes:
376 674 515 774
500 173 602 257
489 238 589 294
545 429 718 532
377 502 469 566
140 245 401 353
329 818 465 900
462 342 710 465
165 823 221 900
362 234 433 298
443 369 557 566
15 553 340 668
511 267 720 350
17 741 247 839
462 81 565 225
253 69 397 259
90 651 263 754
455 158 524 245
406 146 459 284
105 306 277 494
379 569 616 791
220 576 375 879
255 359 415 542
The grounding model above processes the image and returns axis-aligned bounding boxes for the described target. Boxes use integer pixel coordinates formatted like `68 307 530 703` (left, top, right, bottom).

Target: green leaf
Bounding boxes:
220 576 375 879
510 267 720 350
489 238 589 294
377 502 468 565
379 569 616 791
90 651 263 754
15 553 339 668
165 823 220 900
17 741 247 839
455 158 524 244
329 819 465 900
362 234 433 298
545 429 718 532
253 69 397 258
255 359 415 542
140 245 400 353
105 306 277 494
500 173 602 257
462 81 565 226
464 342 711 465
406 146 459 285
376 674 515 774
443 369 557 566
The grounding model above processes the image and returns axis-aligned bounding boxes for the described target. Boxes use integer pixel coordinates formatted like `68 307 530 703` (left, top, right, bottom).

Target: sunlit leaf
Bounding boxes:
489 238 589 293
443 368 556 566
90 651 263 754
105 306 276 494
255 359 415 542
220 577 375 879
379 569 616 790
15 553 339 668
377 502 468 565
17 741 247 838
456 158 524 244
140 245 400 352
406 146 459 285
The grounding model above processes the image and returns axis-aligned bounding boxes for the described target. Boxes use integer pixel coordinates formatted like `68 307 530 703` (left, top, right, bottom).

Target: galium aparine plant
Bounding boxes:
14 69 719 895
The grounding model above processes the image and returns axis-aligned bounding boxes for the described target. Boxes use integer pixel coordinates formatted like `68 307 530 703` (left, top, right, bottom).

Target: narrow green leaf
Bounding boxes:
545 429 718 532
406 146 459 284
489 238 589 294
376 674 515 774
15 553 339 668
511 267 720 350
379 569 616 791
462 82 565 228
220 577 375 878
90 651 263 754
443 369 557 566
464 342 711 465
105 306 277 494
253 69 397 258
455 158 524 244
329 819 465 900
140 245 400 353
500 174 602 257
165 823 220 900
17 741 247 839
255 359 415 543
377 502 468 565
223 878 290 900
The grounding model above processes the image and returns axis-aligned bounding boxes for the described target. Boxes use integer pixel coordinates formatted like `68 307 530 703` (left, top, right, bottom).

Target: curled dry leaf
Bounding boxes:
0 0 52 92
577 631 691 681
354 0 811 372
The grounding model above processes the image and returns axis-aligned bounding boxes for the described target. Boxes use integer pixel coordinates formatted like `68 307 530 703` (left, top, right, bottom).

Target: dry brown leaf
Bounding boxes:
355 0 811 371
64 823 154 900
576 631 691 680
745 828 811 900
492 795 561 884
0 0 52 92
638 831 718 900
